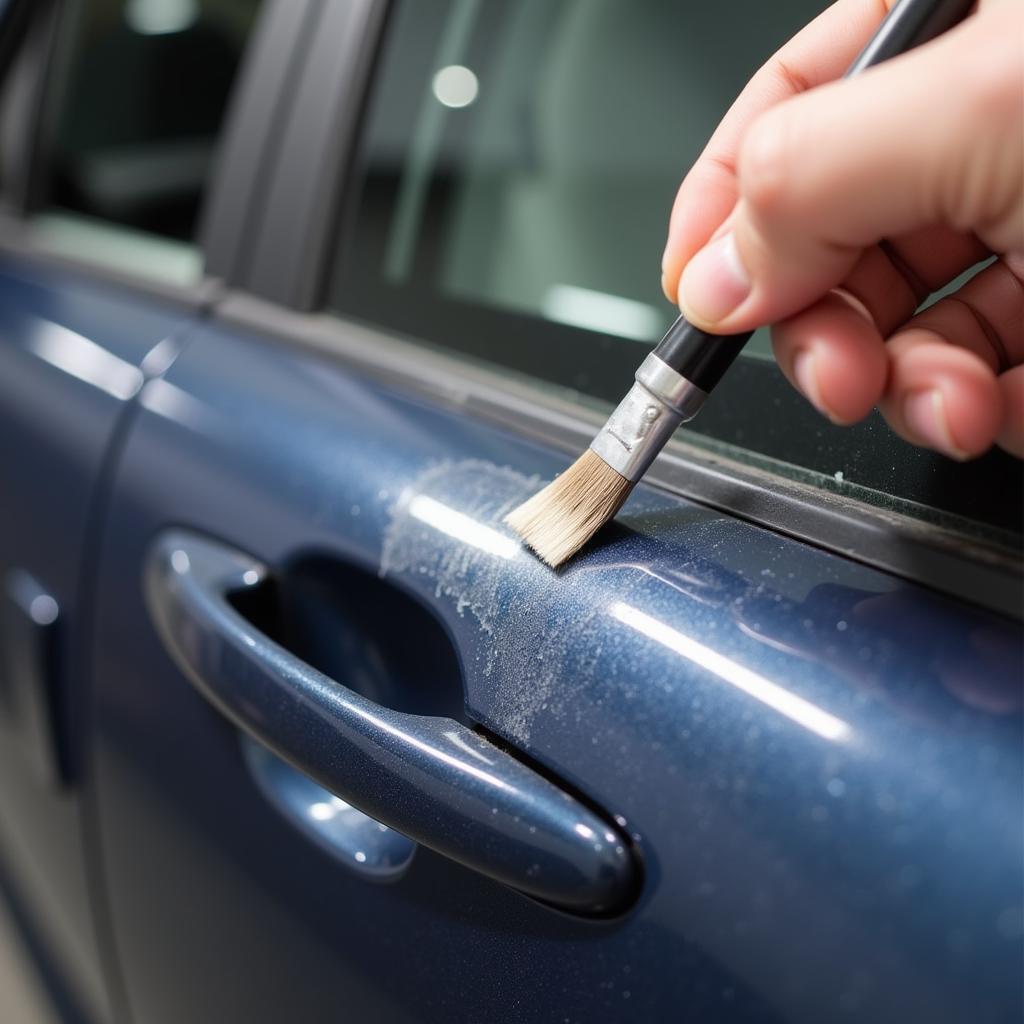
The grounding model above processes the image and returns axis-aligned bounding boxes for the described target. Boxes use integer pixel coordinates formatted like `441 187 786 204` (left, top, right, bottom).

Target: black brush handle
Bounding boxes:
653 318 753 393
654 0 974 394
844 0 974 78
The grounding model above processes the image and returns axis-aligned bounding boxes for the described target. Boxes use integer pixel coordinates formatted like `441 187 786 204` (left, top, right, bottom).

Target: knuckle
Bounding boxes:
935 17 1024 237
737 114 792 215
773 57 812 98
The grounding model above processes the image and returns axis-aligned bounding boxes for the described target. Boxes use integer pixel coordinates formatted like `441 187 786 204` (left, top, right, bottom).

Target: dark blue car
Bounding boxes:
0 1 1021 1021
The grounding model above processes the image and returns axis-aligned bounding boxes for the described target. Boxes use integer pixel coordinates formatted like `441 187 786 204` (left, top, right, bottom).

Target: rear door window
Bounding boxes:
32 0 263 283
329 0 1021 545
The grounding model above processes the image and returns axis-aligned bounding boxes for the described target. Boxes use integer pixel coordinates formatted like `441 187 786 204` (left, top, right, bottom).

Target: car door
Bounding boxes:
88 2 1022 1023
0 0 278 1019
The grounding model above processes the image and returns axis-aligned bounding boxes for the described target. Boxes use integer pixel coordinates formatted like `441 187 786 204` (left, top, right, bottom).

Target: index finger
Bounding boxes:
661 0 897 303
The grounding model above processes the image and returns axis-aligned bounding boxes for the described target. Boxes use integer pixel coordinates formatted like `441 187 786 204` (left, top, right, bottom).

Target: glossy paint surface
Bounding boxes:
0 257 195 1023
240 735 418 880
90 318 1023 1023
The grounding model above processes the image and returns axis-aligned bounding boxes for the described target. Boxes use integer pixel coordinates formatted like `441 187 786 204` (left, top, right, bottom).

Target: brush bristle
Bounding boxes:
504 449 633 567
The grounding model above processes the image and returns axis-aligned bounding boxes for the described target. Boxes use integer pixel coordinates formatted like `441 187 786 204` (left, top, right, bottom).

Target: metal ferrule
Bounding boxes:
589 353 707 482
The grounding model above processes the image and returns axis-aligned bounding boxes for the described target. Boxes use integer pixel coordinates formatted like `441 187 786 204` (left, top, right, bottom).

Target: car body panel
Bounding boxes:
0 255 197 1021
88 319 1023 1023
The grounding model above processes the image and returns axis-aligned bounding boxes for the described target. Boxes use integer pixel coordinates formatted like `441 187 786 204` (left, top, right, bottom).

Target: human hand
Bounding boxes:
661 0 1023 459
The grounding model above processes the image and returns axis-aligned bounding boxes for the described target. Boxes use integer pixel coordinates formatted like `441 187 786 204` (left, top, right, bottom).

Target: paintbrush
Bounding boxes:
506 0 975 568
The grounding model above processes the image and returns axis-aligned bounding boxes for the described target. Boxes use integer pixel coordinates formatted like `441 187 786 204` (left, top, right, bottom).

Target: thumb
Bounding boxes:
677 6 1024 332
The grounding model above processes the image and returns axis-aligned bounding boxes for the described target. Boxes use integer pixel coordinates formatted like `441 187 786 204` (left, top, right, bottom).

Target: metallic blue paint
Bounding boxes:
240 735 417 880
85 319 1022 1023
1 569 62 786
145 529 639 914
0 256 197 1023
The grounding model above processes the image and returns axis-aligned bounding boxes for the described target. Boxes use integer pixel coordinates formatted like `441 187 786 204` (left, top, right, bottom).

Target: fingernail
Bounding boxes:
679 232 750 325
791 349 859 425
661 271 674 303
902 390 968 459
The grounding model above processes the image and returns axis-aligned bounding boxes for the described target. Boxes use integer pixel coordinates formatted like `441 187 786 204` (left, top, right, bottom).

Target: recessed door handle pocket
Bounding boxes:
144 531 640 916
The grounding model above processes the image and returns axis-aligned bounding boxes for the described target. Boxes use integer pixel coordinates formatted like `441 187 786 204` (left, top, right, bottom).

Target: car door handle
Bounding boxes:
144 530 640 916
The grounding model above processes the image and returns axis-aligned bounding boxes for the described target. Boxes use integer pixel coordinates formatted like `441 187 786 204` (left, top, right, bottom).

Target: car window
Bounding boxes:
32 0 263 284
0 25 27 205
329 0 1021 545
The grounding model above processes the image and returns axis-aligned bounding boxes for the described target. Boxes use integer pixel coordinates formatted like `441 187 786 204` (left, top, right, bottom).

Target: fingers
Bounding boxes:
772 290 889 425
676 4 1023 333
661 0 898 302
996 366 1024 457
774 257 1024 458
881 333 1002 459
997 255 1024 456
877 228 990 301
771 229 993 425
664 0 1022 459
879 259 1023 459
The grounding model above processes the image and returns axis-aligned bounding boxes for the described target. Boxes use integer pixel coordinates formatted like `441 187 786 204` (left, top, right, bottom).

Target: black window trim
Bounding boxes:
0 0 37 73
238 0 388 308
0 0 58 216
200 0 322 284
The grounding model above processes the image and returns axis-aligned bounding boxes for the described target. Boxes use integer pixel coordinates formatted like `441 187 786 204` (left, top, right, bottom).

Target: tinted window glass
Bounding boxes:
331 0 1022 544
36 0 261 279
0 15 30 204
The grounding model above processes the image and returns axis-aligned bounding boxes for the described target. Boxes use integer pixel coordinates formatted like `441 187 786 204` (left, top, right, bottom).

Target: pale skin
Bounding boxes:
661 0 1023 460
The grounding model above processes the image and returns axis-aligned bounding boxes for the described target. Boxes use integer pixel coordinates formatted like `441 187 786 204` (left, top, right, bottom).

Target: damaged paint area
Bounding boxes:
379 459 657 743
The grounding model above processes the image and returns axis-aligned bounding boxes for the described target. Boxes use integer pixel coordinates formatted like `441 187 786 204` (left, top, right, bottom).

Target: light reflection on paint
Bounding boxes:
29 594 58 626
408 494 518 559
352 701 515 794
610 601 851 742
309 797 359 821
28 322 143 400
139 334 182 377
138 377 217 430
444 729 497 765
